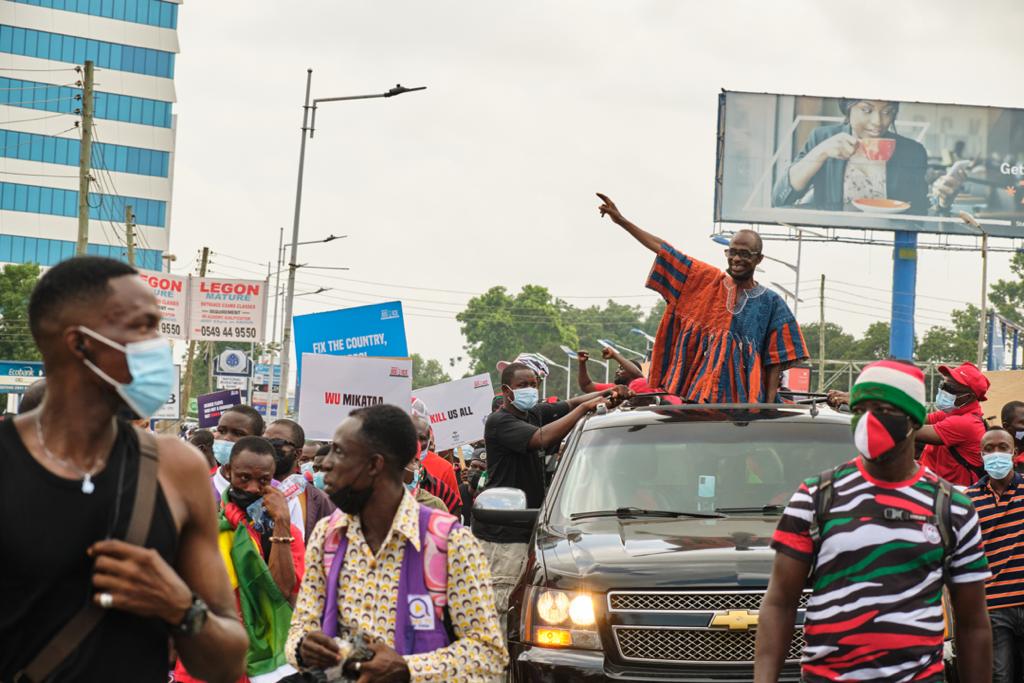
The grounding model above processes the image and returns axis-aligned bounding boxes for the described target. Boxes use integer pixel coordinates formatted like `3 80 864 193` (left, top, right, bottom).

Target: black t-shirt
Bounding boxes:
0 418 179 681
472 401 570 543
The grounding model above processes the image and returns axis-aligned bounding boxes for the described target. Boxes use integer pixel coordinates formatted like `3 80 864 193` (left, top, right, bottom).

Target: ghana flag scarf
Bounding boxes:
218 494 293 677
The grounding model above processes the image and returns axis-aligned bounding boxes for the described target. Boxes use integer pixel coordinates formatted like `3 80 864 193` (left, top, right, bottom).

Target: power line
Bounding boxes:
0 112 73 125
0 170 80 178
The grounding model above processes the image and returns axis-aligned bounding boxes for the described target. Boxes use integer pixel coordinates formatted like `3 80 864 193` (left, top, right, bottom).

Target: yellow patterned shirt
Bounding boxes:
285 490 508 681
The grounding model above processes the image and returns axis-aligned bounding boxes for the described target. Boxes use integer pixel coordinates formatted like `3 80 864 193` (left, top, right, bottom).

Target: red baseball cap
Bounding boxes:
938 362 990 402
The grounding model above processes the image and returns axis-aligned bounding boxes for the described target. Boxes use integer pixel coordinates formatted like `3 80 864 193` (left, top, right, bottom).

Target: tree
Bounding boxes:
917 305 981 363
989 252 1024 327
850 321 892 360
0 262 41 361
411 353 451 389
799 322 856 361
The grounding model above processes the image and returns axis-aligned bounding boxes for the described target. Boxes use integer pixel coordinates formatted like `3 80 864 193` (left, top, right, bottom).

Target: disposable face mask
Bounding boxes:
510 387 539 411
312 472 326 490
1015 430 1024 444
983 452 1014 480
404 467 422 494
213 439 233 466
79 326 175 419
934 388 958 413
300 462 315 479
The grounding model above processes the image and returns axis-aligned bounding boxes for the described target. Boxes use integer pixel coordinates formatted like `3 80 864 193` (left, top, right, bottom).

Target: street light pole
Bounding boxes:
276 70 425 417
960 212 988 368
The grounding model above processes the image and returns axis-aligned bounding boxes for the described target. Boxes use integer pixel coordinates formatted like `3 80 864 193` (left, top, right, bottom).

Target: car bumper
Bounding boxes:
510 643 803 682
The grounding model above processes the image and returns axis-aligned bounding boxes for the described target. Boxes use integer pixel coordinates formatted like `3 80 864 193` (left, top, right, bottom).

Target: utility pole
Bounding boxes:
180 247 209 420
125 204 135 265
75 60 95 256
818 274 826 392
269 227 283 406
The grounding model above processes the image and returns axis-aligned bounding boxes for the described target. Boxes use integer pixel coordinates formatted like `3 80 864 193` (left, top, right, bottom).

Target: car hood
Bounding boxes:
536 516 779 591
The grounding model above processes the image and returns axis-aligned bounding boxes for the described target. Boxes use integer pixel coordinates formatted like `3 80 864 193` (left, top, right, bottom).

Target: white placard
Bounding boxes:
298 353 413 440
216 376 249 391
412 373 494 451
138 269 188 340
189 276 267 342
153 364 181 420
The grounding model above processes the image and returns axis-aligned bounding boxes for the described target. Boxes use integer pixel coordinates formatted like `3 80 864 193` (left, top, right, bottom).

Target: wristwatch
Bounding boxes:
174 593 209 636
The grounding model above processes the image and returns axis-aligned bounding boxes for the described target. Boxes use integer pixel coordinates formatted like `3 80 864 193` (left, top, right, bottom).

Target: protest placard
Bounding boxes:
298 353 413 440
412 373 494 451
137 269 189 340
292 301 407 380
197 389 242 428
189 277 267 342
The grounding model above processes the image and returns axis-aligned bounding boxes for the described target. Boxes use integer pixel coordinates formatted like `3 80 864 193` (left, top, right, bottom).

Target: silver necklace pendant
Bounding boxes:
81 474 95 494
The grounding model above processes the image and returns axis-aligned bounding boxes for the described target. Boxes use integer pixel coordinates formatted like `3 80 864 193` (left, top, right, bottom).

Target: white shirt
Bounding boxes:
211 468 305 540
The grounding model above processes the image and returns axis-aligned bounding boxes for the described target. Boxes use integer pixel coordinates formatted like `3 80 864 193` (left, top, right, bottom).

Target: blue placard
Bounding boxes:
292 302 408 381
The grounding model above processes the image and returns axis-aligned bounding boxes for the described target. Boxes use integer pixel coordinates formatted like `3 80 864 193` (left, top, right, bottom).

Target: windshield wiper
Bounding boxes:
714 504 787 515
570 506 726 521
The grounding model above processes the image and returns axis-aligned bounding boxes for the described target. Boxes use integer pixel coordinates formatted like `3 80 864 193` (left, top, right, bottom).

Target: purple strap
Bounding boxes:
320 505 454 655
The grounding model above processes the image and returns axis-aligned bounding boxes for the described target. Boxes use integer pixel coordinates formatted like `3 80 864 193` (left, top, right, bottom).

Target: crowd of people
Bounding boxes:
2 201 1023 683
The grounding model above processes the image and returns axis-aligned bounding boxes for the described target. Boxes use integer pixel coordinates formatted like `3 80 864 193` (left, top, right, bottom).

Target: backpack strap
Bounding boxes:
933 478 956 585
945 444 986 482
16 426 161 683
808 466 839 550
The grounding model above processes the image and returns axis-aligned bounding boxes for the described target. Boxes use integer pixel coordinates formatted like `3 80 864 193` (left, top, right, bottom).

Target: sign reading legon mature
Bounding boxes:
297 353 413 440
137 269 188 340
189 277 267 342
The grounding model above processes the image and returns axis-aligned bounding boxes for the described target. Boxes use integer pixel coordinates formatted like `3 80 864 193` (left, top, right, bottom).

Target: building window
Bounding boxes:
0 180 166 227
0 128 171 178
0 233 163 269
0 76 172 128
8 0 178 30
0 25 175 78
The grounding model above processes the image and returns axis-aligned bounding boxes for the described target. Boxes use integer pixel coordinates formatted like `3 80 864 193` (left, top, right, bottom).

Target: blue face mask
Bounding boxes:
935 388 958 413
509 387 539 412
79 326 175 419
312 472 326 490
212 439 233 466
300 462 315 478
984 452 1014 480
405 466 422 494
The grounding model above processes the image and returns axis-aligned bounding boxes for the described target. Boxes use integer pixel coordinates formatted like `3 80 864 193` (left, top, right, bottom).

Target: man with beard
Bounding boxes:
597 193 807 402
265 418 335 541
576 347 642 393
755 360 992 683
175 436 305 683
286 404 506 681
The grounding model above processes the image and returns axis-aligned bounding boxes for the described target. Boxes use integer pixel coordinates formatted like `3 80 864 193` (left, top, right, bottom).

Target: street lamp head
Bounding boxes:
323 234 348 243
385 84 427 98
710 233 732 246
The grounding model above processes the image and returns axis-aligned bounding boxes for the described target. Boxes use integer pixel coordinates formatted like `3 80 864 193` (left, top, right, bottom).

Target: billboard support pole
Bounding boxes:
889 231 918 360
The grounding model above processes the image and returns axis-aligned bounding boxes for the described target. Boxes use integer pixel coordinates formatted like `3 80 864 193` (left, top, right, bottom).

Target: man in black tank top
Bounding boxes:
0 257 248 682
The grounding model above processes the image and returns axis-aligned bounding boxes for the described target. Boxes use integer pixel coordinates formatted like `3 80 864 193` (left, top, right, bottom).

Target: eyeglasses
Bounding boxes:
724 248 761 260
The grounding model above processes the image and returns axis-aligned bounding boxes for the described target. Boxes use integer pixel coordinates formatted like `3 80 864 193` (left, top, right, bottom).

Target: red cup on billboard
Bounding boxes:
858 138 895 161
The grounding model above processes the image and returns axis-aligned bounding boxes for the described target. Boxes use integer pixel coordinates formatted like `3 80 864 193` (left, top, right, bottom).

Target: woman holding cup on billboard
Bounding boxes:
772 98 967 215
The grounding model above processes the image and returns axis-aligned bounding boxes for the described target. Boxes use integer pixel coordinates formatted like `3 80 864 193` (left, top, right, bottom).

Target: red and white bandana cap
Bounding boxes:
849 361 926 459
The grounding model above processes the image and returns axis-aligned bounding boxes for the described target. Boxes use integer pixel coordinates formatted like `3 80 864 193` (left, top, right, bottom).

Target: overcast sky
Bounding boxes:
170 0 1024 377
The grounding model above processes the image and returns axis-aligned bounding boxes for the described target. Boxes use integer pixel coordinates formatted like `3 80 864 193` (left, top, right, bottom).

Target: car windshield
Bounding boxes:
550 419 851 524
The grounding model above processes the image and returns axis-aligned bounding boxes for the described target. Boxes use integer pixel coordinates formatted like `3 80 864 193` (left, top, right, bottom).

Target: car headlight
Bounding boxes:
525 587 601 650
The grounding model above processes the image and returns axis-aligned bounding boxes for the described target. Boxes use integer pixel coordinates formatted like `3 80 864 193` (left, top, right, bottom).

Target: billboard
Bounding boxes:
292 301 408 380
188 277 268 343
715 91 1024 237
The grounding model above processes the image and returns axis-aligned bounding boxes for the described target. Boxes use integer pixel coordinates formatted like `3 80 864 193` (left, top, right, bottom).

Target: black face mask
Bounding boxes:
228 487 262 511
328 461 374 515
613 375 630 386
268 439 297 480
469 471 483 490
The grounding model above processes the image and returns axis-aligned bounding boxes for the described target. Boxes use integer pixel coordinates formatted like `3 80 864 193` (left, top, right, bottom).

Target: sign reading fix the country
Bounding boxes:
412 374 494 451
298 353 412 440
292 301 408 381
137 269 188 340
189 277 267 343
197 389 242 428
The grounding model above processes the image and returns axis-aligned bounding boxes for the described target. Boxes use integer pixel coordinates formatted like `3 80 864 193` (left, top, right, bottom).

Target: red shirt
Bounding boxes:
591 382 615 391
920 403 986 486
422 451 462 506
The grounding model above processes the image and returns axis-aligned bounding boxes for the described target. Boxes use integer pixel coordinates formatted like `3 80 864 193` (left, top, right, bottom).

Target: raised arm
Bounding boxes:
603 346 643 381
597 193 664 253
576 351 600 393
261 486 300 606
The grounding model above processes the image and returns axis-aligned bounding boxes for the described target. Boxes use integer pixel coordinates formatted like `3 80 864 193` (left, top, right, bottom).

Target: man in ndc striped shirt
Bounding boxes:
966 428 1024 683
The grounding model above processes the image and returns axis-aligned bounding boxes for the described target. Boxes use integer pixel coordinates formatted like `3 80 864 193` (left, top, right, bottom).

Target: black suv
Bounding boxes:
475 403 852 682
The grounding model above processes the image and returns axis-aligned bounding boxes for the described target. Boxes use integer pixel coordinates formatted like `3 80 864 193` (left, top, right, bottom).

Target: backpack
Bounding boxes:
808 465 957 583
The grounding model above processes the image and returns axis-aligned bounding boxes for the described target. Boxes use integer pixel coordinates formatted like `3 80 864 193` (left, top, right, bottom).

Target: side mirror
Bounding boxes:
473 487 540 528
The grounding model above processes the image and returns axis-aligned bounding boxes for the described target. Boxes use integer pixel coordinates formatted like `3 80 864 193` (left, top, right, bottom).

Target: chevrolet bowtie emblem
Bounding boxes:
710 609 759 631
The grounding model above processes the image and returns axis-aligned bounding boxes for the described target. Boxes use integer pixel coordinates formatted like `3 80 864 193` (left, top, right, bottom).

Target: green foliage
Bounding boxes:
850 321 892 360
799 322 856 360
917 304 980 363
457 285 659 397
411 353 452 390
989 253 1024 327
0 263 41 361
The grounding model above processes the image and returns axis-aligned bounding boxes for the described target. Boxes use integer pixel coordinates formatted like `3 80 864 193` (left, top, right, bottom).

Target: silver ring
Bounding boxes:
98 592 113 609
353 661 361 672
